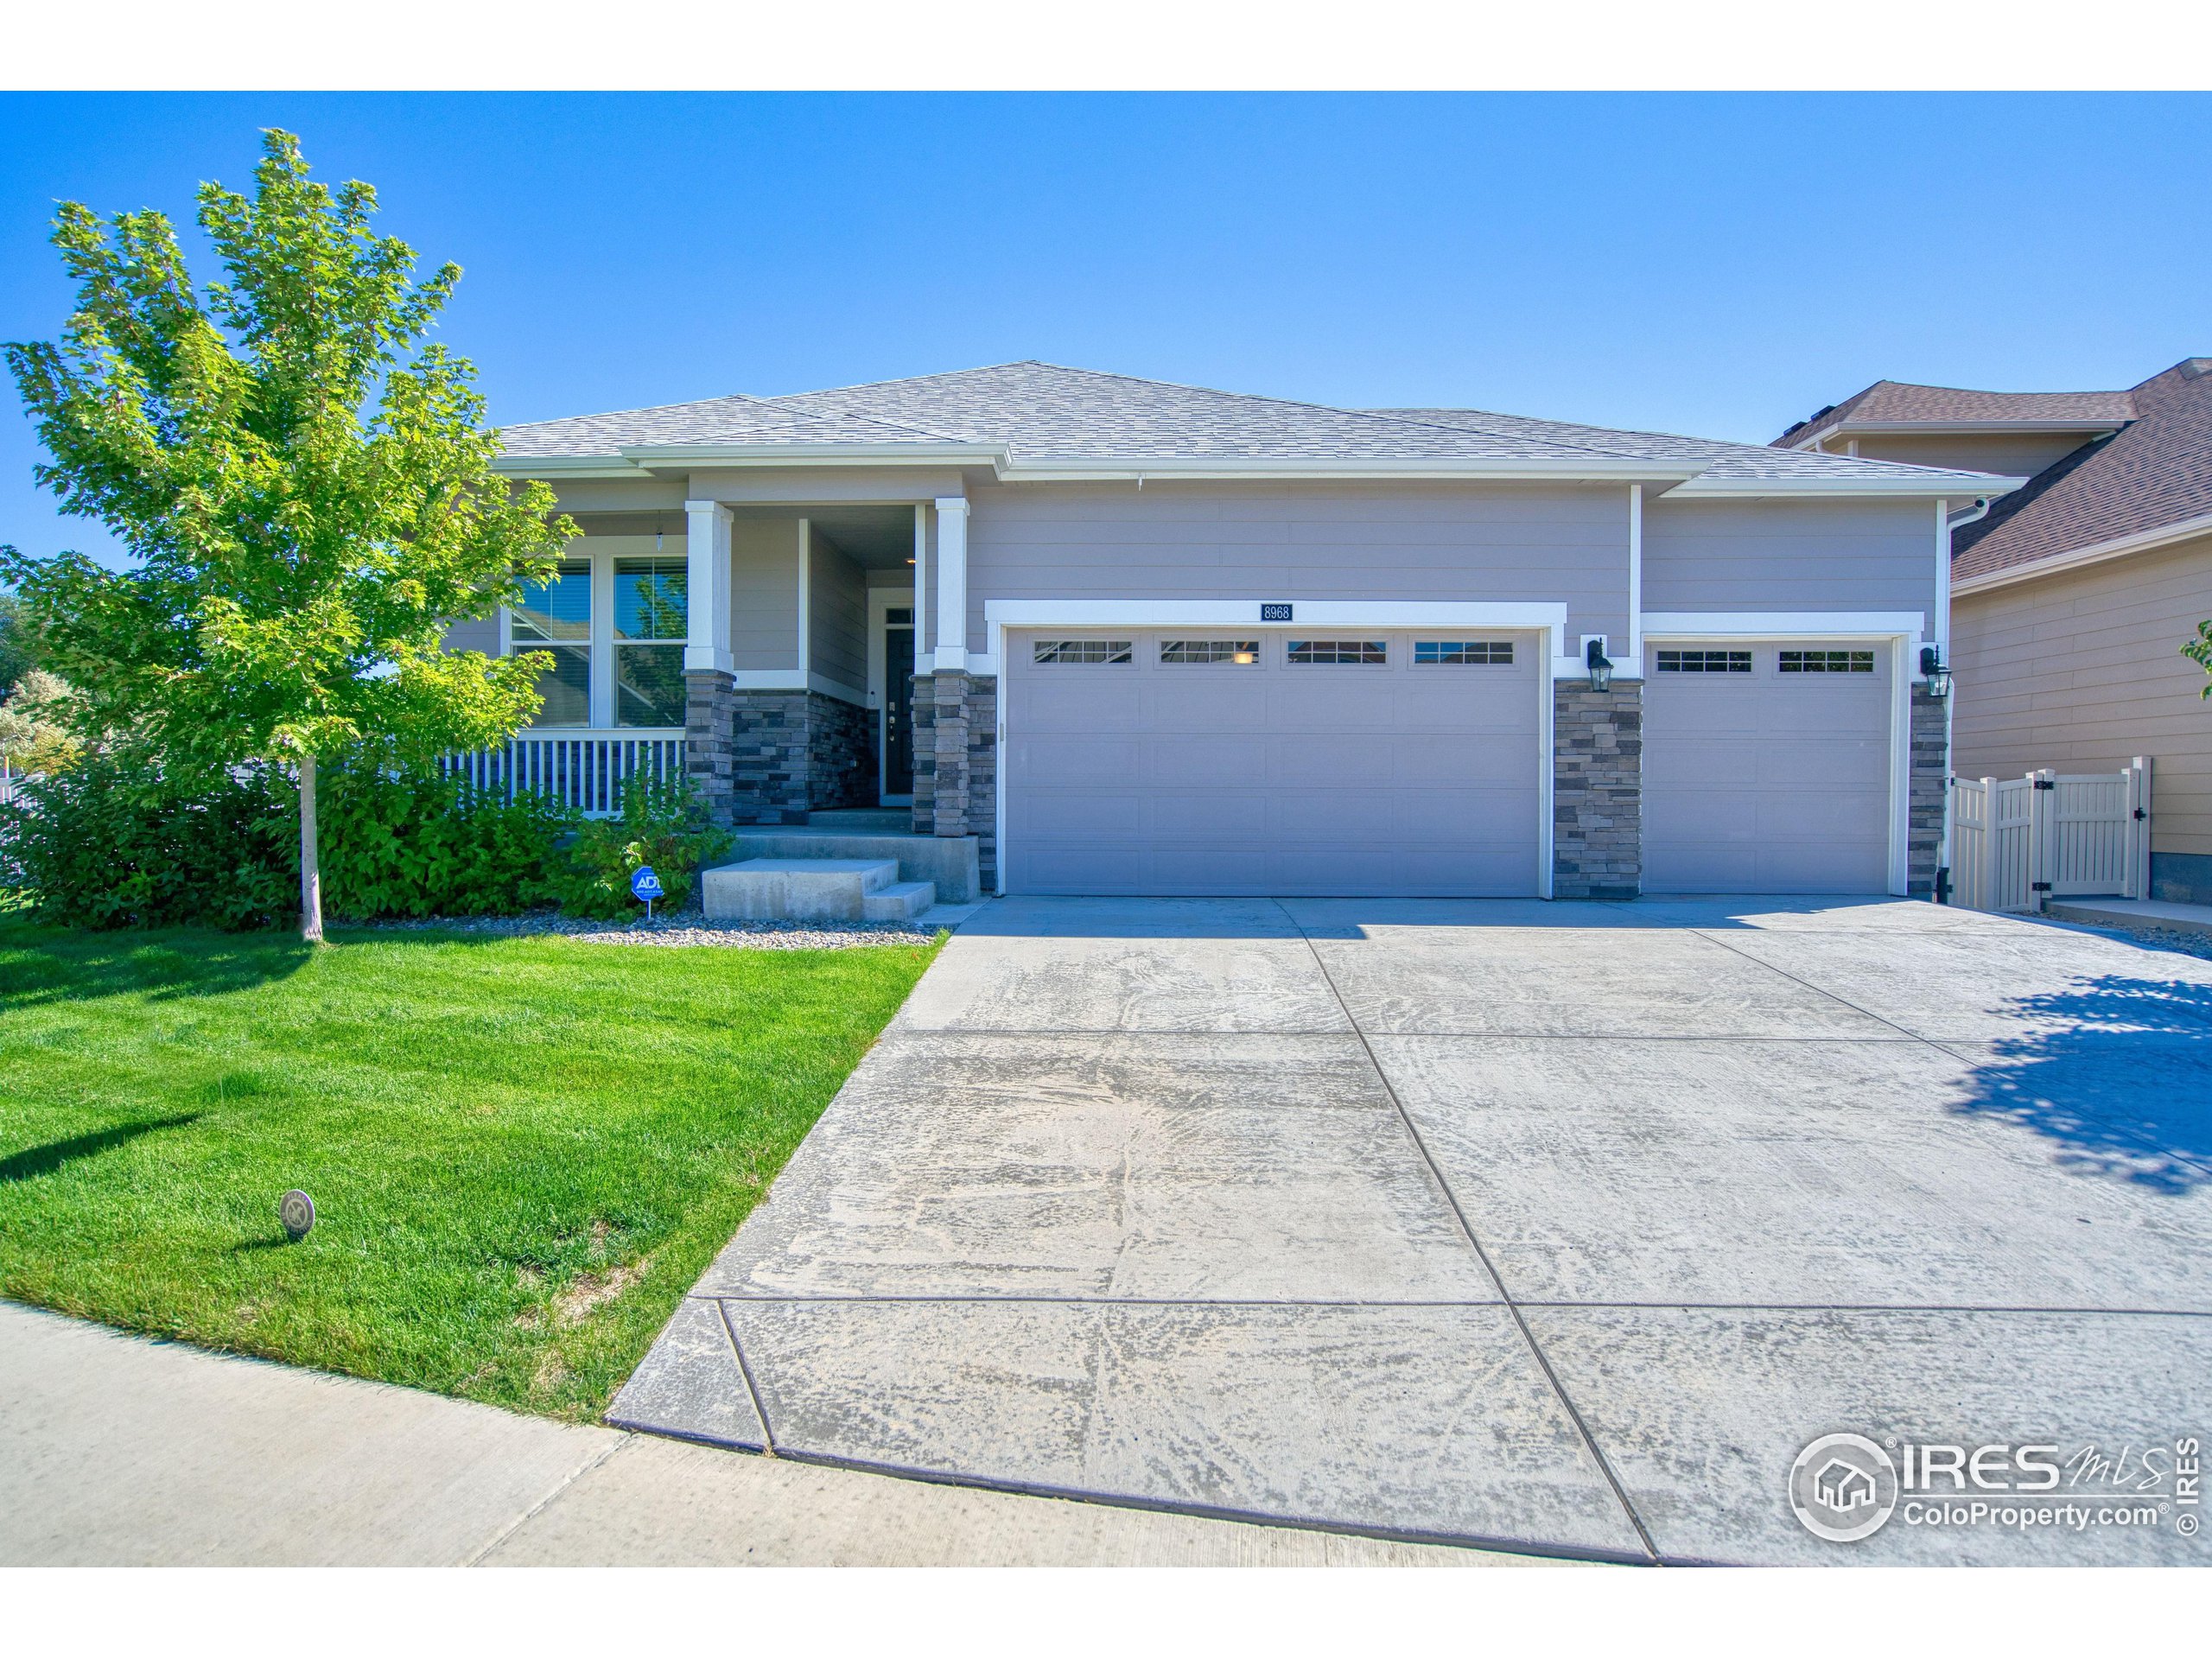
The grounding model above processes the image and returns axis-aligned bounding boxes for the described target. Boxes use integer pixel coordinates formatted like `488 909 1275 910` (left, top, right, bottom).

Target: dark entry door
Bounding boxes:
883 609 914 798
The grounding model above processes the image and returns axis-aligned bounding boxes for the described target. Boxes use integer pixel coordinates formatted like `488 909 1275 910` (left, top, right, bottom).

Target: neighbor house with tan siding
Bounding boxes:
1777 359 2212 903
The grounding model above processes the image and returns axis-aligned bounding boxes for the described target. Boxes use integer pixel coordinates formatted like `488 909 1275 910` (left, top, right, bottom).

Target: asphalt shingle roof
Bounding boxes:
1775 380 2139 448
500 361 2009 485
1952 359 2212 580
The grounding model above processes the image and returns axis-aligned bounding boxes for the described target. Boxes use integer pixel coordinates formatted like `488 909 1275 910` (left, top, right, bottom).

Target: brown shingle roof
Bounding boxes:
1952 359 2212 581
1776 380 2137 448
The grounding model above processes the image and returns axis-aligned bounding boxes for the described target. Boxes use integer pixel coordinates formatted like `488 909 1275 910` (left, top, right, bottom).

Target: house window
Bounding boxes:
1656 649 1751 673
1160 639 1259 664
1033 639 1134 664
1287 640 1387 664
1778 650 1875 674
1414 640 1513 665
511 559 592 726
613 557 689 727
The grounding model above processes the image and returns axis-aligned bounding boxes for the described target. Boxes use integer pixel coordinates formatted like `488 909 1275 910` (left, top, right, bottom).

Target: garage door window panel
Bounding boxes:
1778 650 1876 674
1033 639 1135 664
1413 640 1515 665
1287 639 1389 665
1656 648 1751 673
1160 639 1260 665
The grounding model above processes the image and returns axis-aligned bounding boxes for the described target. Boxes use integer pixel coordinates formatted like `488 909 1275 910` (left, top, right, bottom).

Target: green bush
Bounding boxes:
550 773 731 921
0 747 296 930
320 762 575 919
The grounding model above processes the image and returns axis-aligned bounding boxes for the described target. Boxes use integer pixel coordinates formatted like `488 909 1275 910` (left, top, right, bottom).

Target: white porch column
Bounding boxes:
931 495 969 671
683 499 733 674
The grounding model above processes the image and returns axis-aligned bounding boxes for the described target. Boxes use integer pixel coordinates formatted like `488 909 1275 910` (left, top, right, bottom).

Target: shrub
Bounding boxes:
550 773 730 921
0 747 296 930
319 761 575 920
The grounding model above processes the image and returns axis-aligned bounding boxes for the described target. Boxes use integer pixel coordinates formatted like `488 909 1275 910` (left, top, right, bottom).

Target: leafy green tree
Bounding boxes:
2 130 571 939
2185 623 2212 696
0 592 38 699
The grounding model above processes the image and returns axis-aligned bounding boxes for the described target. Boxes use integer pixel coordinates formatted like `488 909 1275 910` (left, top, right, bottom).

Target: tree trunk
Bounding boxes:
299 751 325 944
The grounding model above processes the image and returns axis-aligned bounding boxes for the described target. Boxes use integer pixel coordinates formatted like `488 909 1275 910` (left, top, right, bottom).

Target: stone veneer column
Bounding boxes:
1552 678 1643 900
910 669 998 889
683 669 739 826
1909 684 1948 898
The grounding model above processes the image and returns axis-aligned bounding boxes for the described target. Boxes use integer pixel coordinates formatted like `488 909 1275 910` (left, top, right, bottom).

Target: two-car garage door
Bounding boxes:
1003 628 1542 896
998 628 1898 898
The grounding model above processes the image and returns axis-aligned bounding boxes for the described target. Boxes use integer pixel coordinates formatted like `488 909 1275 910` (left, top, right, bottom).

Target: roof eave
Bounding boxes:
1805 418 2128 441
1668 474 2027 500
1951 510 2212 596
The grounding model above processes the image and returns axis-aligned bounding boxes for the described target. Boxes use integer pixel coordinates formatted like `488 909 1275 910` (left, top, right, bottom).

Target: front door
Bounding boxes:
882 606 915 798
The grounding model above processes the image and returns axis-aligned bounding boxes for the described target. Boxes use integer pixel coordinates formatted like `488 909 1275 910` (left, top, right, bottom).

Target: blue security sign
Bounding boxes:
630 866 664 920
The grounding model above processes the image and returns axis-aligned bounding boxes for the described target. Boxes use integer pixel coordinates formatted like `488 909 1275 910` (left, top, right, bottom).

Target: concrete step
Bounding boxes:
700 858 901 922
728 829 981 904
861 880 938 922
807 808 912 833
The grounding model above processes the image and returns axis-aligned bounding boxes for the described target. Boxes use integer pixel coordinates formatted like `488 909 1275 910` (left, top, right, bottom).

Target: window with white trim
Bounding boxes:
1287 639 1387 664
1160 639 1259 664
510 559 592 726
613 557 689 726
1656 649 1751 673
1414 640 1513 665
1033 639 1134 664
1777 649 1875 674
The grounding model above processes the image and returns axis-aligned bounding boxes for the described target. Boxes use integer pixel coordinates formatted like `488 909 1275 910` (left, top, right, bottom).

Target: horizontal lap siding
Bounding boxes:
967 480 1629 641
1642 498 1937 618
731 518 800 671
1951 536 2212 857
808 530 868 696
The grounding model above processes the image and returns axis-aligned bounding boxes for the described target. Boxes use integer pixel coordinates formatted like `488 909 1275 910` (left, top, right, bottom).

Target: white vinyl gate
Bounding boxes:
1948 758 2153 913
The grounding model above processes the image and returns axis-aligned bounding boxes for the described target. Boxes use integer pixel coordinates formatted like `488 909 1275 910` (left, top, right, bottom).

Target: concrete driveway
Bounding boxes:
613 895 2212 1565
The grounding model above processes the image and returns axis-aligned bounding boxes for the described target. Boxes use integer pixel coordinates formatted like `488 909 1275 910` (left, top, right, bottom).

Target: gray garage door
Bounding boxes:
1004 629 1541 896
1643 639 1894 894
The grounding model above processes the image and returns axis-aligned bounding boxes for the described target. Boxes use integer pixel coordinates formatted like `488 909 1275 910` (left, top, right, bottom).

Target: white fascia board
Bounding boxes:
1950 511 2212 597
1822 419 2126 437
1665 474 2026 499
620 443 1009 469
997 456 1699 483
493 454 645 479
984 599 1570 630
1641 611 1927 640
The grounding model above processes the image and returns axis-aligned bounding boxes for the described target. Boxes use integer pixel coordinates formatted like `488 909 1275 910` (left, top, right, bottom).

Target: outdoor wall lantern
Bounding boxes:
1586 636 1614 693
1920 646 1954 699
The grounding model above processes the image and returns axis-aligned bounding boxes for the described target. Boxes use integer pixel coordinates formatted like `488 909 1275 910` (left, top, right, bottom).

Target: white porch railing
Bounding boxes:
1948 758 2152 913
443 729 686 818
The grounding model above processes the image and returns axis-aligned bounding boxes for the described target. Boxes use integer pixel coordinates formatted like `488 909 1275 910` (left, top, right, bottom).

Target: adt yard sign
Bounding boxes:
631 864 664 919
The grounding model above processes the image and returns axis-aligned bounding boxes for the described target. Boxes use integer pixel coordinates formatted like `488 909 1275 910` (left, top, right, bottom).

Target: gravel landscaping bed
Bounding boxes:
2072 919 2212 963
356 905 940 950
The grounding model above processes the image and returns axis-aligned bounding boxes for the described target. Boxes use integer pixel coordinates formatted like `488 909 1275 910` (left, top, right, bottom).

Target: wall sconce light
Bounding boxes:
1919 645 1953 699
1586 636 1614 693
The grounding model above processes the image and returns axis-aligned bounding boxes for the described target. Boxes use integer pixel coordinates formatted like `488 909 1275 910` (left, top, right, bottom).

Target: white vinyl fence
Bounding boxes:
442 729 686 818
0 761 22 808
1948 757 2152 913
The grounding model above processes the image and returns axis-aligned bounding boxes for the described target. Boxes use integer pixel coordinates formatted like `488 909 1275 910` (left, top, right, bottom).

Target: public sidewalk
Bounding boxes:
0 1302 1530 1567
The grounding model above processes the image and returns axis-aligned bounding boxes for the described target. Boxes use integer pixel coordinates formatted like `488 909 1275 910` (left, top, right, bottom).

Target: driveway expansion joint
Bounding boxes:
1273 898 1665 1565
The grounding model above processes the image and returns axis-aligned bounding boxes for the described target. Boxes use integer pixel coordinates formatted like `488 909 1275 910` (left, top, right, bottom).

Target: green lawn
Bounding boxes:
0 921 938 1421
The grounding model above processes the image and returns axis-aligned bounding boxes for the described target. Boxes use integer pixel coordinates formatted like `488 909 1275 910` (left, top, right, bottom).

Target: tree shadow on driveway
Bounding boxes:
1949 974 2212 1196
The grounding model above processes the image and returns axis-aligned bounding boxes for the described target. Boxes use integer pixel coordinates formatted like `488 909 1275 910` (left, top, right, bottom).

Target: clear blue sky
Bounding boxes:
4 92 2208 567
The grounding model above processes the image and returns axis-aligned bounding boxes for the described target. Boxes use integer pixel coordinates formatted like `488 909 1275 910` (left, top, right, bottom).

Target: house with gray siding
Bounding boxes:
483 362 2013 899
1777 359 2212 904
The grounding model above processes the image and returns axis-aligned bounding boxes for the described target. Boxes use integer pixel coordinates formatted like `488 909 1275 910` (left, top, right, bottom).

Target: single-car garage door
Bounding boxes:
1643 639 1895 894
1004 629 1542 896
